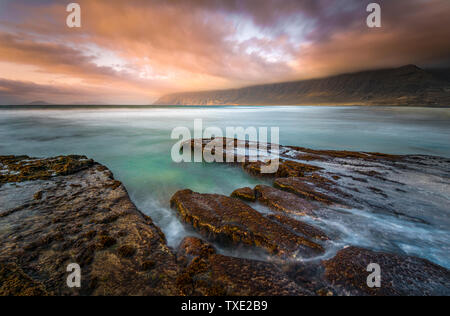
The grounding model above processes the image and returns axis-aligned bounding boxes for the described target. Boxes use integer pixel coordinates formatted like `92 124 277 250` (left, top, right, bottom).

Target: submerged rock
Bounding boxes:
170 189 324 258
0 156 180 296
323 246 450 296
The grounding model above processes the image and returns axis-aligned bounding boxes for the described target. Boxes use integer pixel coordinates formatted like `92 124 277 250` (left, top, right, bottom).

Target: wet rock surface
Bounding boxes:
0 156 180 296
323 246 450 296
230 187 256 202
266 213 329 242
177 236 216 261
173 138 450 296
274 177 341 205
0 263 49 296
0 155 94 186
170 189 324 258
254 184 316 216
176 237 309 296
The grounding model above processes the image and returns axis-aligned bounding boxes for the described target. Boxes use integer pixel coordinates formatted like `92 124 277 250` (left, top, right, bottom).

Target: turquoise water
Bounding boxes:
0 106 449 266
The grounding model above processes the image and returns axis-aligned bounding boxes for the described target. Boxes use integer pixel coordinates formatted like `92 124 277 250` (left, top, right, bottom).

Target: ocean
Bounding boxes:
1 105 449 268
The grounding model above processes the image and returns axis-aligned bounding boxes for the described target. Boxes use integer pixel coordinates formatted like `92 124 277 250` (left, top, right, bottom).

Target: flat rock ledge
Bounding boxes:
0 155 180 296
170 189 325 258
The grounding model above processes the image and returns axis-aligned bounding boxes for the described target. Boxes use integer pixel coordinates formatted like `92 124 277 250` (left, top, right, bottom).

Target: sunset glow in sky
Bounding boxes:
0 0 449 105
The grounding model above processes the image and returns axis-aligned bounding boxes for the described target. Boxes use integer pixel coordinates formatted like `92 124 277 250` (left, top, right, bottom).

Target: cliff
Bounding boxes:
155 65 450 106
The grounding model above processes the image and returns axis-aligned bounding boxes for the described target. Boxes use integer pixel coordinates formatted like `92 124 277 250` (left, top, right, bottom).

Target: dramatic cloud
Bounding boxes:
0 0 449 104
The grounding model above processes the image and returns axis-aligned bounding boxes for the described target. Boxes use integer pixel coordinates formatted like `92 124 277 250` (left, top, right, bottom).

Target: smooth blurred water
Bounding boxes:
0 106 449 266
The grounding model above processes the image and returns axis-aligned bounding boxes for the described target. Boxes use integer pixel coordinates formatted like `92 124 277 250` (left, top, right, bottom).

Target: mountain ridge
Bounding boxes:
155 65 450 107
25 101 54 106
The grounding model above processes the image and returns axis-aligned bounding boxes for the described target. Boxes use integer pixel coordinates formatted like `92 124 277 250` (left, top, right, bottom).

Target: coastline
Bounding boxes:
1 140 449 296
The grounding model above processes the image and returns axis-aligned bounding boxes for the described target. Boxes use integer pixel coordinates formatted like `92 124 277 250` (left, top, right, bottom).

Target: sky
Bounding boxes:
0 0 449 105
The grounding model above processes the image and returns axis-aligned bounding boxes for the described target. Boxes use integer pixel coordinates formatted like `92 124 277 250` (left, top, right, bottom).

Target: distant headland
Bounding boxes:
154 65 450 107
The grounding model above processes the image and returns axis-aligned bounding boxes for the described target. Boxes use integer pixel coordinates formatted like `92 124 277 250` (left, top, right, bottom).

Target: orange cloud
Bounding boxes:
0 0 449 104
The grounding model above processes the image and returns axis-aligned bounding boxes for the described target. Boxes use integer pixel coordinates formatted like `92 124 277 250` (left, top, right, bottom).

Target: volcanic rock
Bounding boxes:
176 237 310 296
323 246 450 296
274 177 340 205
170 190 324 258
230 187 256 202
254 184 316 216
0 156 180 296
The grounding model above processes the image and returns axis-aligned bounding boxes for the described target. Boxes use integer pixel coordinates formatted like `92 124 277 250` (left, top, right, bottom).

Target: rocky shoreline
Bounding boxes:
0 143 449 296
